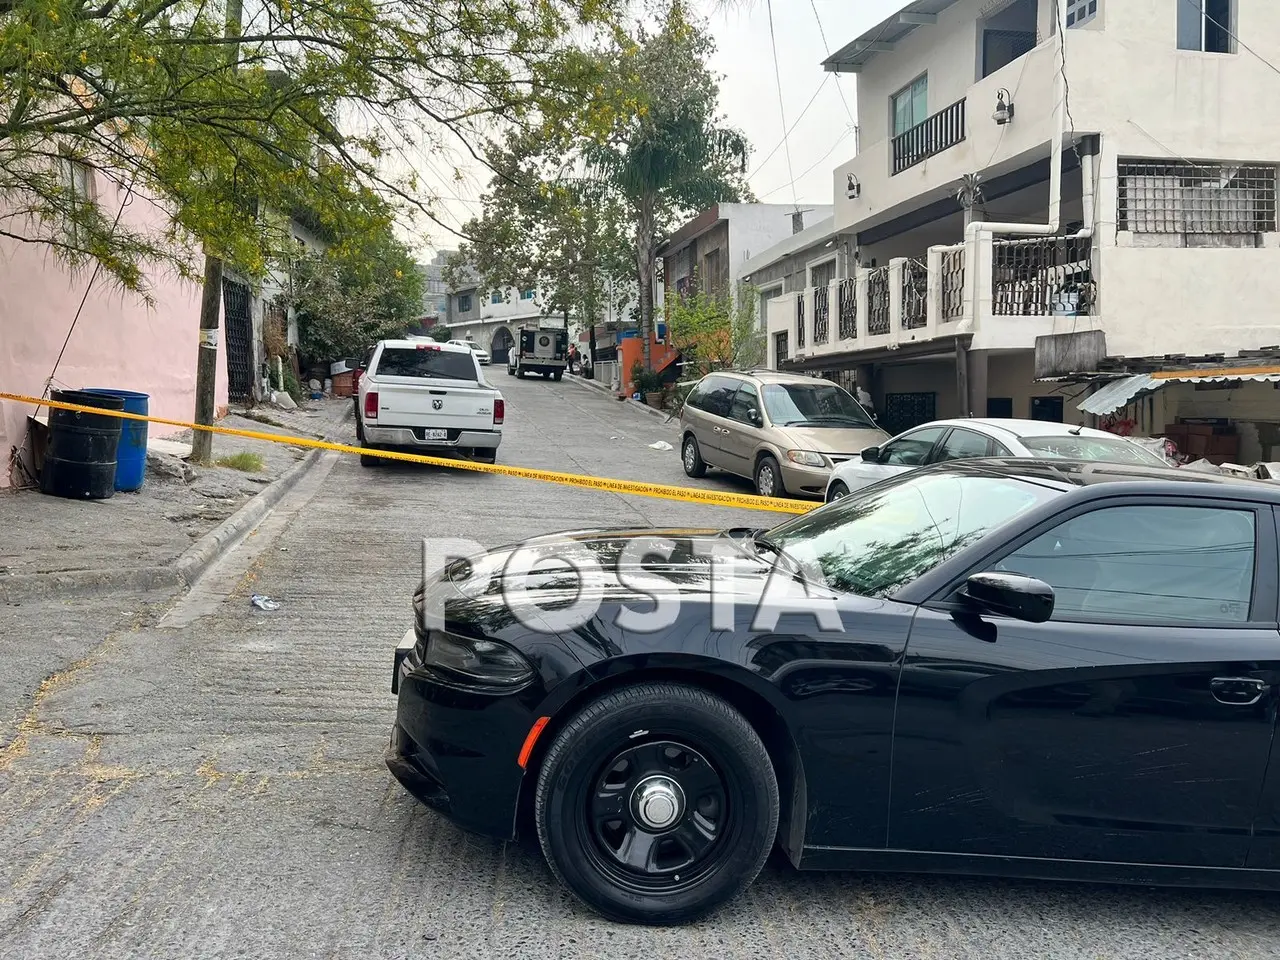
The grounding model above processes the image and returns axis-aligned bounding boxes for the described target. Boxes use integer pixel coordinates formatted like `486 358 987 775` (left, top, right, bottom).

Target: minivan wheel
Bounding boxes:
681 435 707 478
754 456 784 498
534 683 779 925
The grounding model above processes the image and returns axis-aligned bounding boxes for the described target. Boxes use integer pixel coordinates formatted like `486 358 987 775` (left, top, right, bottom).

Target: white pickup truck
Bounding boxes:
357 339 504 467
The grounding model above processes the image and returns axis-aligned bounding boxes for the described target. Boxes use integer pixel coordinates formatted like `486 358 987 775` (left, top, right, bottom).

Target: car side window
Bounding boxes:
701 377 737 419
729 384 761 425
990 438 1013 457
934 428 992 463
685 380 709 411
993 505 1257 623
881 427 947 466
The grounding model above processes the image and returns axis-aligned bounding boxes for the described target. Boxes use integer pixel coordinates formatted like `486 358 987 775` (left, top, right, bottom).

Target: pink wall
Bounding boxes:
0 174 228 487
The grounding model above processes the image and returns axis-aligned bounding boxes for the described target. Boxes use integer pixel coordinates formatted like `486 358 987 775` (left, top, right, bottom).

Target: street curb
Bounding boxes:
0 407 349 604
173 444 325 588
564 375 675 423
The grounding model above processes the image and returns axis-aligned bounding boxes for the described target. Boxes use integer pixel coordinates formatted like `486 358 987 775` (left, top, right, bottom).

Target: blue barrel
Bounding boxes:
41 389 124 500
79 388 149 491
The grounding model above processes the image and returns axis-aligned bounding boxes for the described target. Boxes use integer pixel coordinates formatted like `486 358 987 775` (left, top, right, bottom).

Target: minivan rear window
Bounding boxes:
375 347 477 381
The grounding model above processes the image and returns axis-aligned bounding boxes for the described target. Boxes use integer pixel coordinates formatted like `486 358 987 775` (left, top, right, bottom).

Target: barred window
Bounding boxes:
1117 160 1277 235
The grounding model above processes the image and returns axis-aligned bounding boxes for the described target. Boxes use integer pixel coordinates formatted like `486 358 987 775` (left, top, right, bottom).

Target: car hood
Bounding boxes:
775 424 888 458
433 528 779 604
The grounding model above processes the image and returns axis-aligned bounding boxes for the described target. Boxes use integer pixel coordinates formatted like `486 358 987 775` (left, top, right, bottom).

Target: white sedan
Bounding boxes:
825 418 1172 502
448 339 490 364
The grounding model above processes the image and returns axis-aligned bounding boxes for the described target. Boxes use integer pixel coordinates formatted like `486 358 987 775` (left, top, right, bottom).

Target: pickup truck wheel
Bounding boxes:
360 443 382 467
506 365 514 377
516 368 526 379
474 450 497 464
553 370 563 382
355 415 365 443
542 371 551 379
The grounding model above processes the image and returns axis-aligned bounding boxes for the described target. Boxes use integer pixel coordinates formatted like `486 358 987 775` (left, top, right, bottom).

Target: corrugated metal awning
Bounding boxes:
1077 367 1280 415
822 0 962 73
1077 375 1158 415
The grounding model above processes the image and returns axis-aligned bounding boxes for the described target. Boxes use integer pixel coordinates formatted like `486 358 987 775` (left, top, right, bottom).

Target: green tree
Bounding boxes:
292 223 424 361
1 0 618 291
665 284 762 378
586 1 752 370
447 127 634 357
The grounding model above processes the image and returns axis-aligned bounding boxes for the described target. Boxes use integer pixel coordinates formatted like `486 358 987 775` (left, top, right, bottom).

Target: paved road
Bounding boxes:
4 374 1280 959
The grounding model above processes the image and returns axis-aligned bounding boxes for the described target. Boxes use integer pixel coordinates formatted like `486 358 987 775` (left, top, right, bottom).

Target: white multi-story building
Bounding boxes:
446 275 556 365
761 0 1280 462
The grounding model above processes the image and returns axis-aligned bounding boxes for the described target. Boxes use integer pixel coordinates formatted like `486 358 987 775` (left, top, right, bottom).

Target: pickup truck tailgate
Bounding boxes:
372 377 495 430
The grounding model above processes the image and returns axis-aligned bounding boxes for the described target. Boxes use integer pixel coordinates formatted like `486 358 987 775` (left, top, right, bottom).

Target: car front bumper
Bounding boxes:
363 425 501 450
385 628 533 840
779 459 833 497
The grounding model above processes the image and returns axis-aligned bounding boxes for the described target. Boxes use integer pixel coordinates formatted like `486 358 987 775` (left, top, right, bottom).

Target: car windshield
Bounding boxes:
764 469 1060 597
761 383 876 429
1020 435 1168 466
376 347 477 380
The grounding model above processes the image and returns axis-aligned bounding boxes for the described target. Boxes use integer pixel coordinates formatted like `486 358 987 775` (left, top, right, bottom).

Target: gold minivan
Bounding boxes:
679 370 889 498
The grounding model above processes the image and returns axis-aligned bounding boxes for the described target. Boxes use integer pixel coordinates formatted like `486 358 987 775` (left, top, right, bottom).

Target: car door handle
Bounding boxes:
1210 677 1268 706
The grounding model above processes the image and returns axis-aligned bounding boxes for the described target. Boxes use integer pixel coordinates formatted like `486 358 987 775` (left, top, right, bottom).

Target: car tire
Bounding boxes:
543 371 551 379
535 683 779 926
355 414 365 444
517 368 525 379
507 365 515 377
754 455 785 498
359 443 381 467
553 371 563 382
473 449 497 464
681 434 707 478
826 480 849 503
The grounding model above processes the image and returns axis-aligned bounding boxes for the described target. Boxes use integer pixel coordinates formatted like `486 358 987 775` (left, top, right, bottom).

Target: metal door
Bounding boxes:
222 278 254 403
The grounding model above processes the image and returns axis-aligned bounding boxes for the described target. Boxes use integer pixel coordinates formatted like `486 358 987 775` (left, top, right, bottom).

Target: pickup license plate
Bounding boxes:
422 428 448 441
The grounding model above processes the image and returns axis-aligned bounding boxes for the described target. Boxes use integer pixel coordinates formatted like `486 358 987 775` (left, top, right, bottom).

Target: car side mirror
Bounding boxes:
748 408 762 426
959 572 1055 624
861 445 881 463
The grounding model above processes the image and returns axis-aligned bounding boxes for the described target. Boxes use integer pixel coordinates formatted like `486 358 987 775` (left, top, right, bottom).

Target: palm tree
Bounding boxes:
586 2 749 372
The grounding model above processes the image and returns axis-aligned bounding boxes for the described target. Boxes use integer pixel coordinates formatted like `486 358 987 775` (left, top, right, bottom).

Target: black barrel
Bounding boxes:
40 389 125 500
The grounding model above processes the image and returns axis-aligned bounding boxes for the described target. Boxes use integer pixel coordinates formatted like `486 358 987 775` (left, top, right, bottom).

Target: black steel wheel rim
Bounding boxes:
580 739 733 893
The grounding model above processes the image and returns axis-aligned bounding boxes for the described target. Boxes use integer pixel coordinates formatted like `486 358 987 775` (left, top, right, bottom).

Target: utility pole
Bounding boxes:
956 173 984 418
191 0 244 463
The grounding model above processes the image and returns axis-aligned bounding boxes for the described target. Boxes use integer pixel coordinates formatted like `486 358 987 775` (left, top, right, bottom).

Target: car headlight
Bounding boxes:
786 449 827 468
422 630 535 688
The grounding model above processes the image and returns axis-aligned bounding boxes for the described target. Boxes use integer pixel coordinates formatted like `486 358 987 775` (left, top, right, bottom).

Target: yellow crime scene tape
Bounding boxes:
0 392 815 515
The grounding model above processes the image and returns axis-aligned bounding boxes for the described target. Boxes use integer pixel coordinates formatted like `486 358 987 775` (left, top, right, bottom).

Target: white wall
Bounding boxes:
834 0 1280 234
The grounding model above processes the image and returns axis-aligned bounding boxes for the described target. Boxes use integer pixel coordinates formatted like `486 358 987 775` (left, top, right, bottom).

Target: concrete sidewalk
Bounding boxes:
0 397 352 601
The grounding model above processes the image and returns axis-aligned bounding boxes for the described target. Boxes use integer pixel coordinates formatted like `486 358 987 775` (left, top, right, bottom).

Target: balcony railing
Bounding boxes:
838 277 856 339
796 293 806 348
867 266 891 335
940 247 965 321
892 98 966 175
902 258 928 330
992 235 1094 316
774 331 789 364
813 285 830 344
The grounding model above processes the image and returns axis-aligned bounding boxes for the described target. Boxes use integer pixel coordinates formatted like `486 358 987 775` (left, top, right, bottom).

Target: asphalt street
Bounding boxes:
3 373 1280 959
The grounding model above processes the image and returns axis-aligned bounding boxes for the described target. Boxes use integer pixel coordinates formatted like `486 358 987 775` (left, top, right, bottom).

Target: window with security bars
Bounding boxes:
774 331 789 365
1117 161 1278 236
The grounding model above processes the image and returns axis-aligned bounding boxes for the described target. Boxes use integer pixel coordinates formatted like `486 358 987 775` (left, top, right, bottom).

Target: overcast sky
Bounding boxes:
411 0 906 259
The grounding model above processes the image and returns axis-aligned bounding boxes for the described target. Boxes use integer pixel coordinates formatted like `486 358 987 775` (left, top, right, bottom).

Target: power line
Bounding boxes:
764 0 798 210
747 75 830 178
808 0 857 131
759 126 855 201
